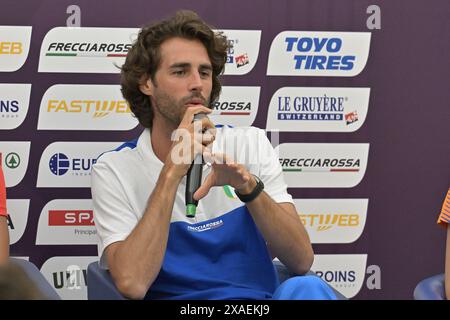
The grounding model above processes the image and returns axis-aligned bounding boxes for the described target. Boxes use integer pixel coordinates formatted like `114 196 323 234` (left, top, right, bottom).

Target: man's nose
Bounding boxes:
188 71 203 92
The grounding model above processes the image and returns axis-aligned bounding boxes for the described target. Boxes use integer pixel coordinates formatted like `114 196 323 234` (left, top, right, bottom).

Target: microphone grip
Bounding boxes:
186 154 203 218
185 113 207 218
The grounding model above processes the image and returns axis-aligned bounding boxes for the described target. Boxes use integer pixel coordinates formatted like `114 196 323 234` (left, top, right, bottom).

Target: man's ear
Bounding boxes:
139 76 154 96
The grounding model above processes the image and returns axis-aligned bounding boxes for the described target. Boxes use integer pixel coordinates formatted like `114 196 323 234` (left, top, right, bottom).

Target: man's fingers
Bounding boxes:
180 106 212 126
193 173 214 200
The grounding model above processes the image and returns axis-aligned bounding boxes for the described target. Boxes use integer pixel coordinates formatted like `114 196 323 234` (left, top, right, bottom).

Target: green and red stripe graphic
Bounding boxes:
46 52 127 57
283 168 359 172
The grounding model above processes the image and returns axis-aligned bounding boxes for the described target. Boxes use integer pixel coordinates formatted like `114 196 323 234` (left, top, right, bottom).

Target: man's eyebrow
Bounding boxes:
169 62 190 69
169 62 213 70
199 64 213 71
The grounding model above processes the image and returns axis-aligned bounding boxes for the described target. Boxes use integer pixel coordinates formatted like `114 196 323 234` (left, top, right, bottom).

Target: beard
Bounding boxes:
152 89 210 127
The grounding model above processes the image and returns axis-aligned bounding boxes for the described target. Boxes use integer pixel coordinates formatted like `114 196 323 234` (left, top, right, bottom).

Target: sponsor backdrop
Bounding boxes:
0 0 449 299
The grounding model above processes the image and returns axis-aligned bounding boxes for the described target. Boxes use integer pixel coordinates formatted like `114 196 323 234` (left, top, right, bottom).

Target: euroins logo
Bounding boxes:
49 153 96 176
0 99 19 118
45 42 131 58
226 39 249 68
280 158 360 173
315 269 357 286
47 99 131 118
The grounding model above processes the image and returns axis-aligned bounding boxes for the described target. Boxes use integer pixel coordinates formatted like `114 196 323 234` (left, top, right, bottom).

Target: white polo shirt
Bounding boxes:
91 125 293 299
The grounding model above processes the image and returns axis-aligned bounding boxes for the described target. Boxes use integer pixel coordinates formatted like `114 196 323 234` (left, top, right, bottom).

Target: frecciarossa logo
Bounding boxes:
275 143 369 188
267 31 371 76
38 27 139 73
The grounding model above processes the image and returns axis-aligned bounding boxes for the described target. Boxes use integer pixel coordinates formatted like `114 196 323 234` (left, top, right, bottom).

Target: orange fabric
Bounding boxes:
0 164 6 216
437 188 450 226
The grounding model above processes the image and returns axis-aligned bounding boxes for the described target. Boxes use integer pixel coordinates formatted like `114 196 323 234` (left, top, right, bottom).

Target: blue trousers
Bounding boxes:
272 275 337 300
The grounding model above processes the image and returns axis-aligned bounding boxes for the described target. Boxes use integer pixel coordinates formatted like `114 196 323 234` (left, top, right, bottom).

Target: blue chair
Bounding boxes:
87 260 346 300
413 273 446 300
8 258 61 300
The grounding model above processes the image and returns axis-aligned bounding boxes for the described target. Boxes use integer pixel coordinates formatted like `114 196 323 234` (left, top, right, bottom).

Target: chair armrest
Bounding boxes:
9 258 61 300
272 260 347 300
87 261 125 300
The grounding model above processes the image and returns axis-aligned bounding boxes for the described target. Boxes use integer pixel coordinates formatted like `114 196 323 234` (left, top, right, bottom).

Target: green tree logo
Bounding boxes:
5 152 20 169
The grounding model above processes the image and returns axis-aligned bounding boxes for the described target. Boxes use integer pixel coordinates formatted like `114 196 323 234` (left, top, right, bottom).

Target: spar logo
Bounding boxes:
267 31 371 76
208 86 260 127
38 84 138 131
294 199 368 243
275 143 369 188
0 26 32 72
218 30 261 75
38 27 139 73
0 142 30 188
37 142 120 187
36 199 97 245
311 254 367 298
5 152 20 169
0 84 31 130
267 87 370 132
49 153 96 177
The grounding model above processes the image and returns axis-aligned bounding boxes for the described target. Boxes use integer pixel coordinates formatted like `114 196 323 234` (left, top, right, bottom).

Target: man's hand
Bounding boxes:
164 105 215 181
193 152 255 201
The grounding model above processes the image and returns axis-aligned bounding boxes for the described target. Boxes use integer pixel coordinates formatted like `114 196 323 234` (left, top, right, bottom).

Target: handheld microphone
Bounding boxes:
185 113 208 218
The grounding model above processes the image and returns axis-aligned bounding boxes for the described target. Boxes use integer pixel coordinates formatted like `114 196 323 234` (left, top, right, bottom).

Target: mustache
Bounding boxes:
181 93 208 105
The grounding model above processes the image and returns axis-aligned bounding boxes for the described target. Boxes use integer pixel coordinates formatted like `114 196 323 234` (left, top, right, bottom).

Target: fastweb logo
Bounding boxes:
275 143 369 188
294 199 368 243
267 31 371 76
0 26 32 72
38 84 138 130
38 27 139 73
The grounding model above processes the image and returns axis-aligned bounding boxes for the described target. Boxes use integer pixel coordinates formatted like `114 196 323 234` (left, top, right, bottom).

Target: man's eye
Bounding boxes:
173 70 185 75
201 71 211 77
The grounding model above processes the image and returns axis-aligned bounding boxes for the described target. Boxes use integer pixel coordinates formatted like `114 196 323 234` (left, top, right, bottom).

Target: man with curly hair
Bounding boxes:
91 10 336 300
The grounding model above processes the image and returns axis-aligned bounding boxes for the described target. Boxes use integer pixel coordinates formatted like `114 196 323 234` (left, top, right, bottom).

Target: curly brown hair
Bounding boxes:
120 10 229 129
